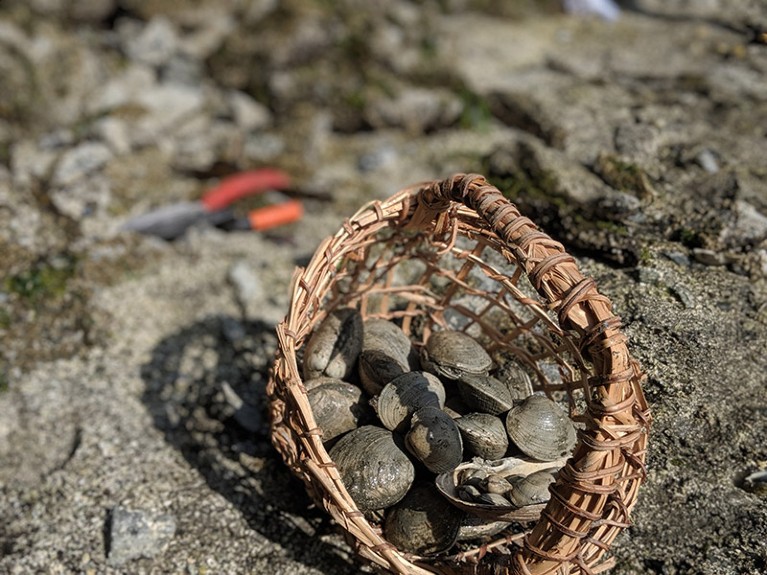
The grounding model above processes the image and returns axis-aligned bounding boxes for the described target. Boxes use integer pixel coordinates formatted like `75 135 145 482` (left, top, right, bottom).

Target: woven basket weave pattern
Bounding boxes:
268 174 650 575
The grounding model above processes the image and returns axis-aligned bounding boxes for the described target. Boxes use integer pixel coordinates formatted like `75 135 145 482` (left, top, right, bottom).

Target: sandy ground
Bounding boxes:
1 1 766 574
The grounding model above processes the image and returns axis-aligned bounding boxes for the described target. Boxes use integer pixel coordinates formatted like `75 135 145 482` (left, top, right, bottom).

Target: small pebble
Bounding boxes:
562 0 620 21
107 506 177 566
228 260 264 318
692 248 726 266
228 90 272 131
125 17 179 67
53 142 112 186
663 251 691 267
669 285 695 309
695 149 720 174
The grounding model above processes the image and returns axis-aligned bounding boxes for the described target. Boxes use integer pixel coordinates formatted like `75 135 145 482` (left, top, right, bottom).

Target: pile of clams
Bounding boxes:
301 307 577 556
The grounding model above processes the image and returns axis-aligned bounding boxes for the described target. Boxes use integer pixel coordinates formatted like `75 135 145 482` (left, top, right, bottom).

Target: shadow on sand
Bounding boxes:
140 314 362 574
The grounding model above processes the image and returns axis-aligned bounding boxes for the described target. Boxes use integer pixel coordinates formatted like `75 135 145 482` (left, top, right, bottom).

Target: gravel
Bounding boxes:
0 2 765 574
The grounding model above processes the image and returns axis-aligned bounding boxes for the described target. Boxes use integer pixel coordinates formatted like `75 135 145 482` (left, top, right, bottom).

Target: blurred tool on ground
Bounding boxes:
122 169 305 240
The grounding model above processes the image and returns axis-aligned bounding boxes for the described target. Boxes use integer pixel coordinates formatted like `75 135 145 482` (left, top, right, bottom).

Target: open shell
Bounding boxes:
435 456 568 522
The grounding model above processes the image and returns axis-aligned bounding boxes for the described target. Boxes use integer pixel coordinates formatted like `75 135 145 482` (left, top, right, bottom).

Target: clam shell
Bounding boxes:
496 362 534 401
435 457 568 522
307 381 370 442
328 425 415 511
376 371 446 432
507 470 556 507
358 349 410 395
457 374 514 415
405 406 463 474
421 330 492 380
505 395 577 461
363 318 413 360
359 319 415 394
304 376 346 391
383 484 463 556
455 413 509 460
481 473 512 495
303 308 363 380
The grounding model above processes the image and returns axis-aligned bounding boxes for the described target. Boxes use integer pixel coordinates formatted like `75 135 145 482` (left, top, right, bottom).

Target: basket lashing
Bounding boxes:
268 174 650 575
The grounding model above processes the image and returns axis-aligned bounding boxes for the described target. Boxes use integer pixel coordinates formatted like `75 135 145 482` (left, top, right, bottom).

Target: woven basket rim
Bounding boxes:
268 174 651 575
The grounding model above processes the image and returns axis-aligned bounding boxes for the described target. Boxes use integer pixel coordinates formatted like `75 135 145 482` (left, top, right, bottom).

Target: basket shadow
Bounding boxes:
140 314 361 574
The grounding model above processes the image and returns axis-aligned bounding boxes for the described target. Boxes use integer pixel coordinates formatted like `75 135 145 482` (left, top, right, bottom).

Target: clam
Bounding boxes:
303 308 363 380
363 318 413 361
358 349 410 396
376 372 445 432
328 425 415 511
496 362 534 401
455 413 509 460
358 318 415 394
307 381 370 442
457 484 483 502
383 484 464 556
304 376 346 391
421 330 492 380
505 395 576 461
476 493 512 506
507 469 556 507
457 374 514 415
481 473 511 495
405 407 463 474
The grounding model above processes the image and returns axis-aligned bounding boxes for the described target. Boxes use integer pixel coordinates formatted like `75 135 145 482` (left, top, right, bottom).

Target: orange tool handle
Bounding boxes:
247 199 304 231
201 169 292 212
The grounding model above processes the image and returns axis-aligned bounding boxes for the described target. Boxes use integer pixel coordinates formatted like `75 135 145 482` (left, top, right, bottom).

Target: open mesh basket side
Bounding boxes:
267 174 651 575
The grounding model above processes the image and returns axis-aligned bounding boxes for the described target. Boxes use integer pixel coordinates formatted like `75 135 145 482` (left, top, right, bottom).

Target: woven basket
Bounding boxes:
268 174 650 575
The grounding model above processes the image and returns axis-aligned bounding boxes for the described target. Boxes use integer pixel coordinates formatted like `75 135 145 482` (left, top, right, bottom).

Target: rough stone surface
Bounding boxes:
0 2 765 575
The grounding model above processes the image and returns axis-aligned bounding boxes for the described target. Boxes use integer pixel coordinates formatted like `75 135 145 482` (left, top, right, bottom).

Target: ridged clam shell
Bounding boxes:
359 318 414 394
383 484 463 555
455 413 509 460
328 425 415 511
457 373 514 415
358 349 410 395
405 406 463 474
421 331 492 380
376 371 445 432
507 470 556 507
496 362 534 401
363 318 413 360
505 395 576 461
303 308 363 380
304 376 346 391
307 381 370 442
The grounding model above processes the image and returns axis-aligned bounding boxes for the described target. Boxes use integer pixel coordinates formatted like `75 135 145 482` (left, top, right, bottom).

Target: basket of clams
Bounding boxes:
268 174 650 575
